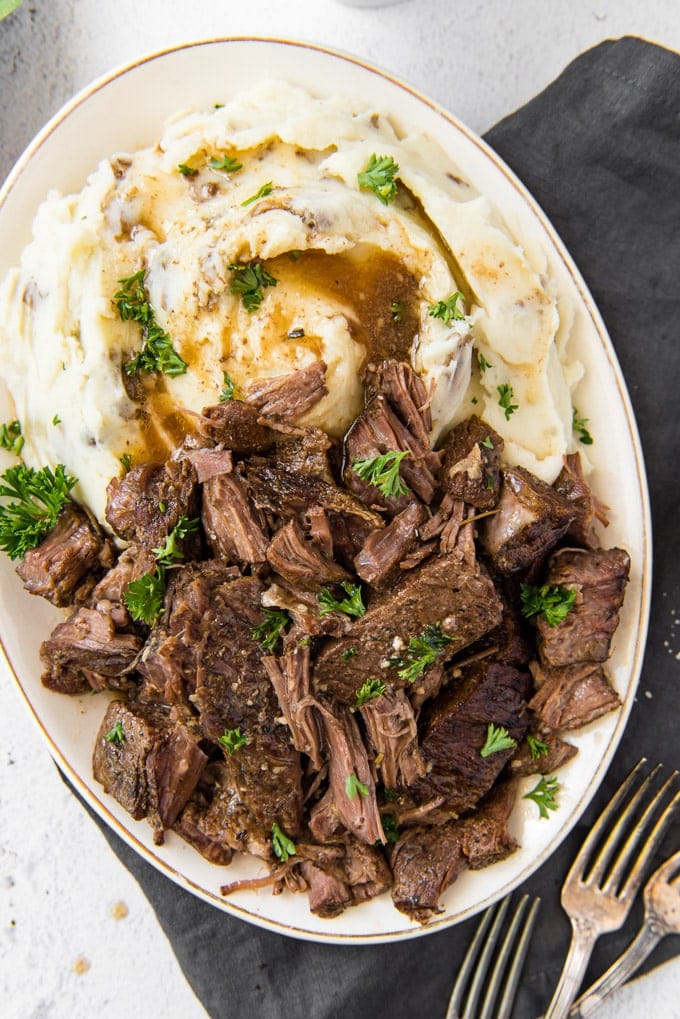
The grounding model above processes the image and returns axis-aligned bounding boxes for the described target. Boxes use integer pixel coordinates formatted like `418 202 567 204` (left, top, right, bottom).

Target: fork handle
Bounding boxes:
570 925 663 1018
544 924 598 1019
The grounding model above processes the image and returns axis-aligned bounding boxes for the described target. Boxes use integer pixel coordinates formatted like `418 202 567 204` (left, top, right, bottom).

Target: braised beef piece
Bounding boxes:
313 699 386 845
17 504 114 607
174 799 234 866
354 501 428 589
137 628 192 707
269 427 335 482
480 466 576 574
360 686 425 790
412 663 530 816
245 360 328 421
105 458 199 550
553 453 610 548
266 518 350 591
197 400 279 452
313 553 503 705
344 394 440 511
438 416 504 510
508 728 578 777
298 837 391 918
183 447 233 484
536 547 630 667
364 359 432 448
529 660 621 731
41 607 143 695
93 699 207 840
390 779 519 922
263 647 324 769
90 545 157 610
201 470 269 564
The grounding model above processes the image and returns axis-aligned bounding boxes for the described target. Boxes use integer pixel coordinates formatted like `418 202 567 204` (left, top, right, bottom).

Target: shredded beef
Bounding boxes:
438 416 504 509
245 360 328 420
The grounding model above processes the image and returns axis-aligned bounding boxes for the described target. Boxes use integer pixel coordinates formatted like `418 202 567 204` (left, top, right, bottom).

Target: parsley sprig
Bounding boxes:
520 583 577 627
210 154 243 173
272 822 296 863
218 728 247 755
104 721 125 746
428 292 466 324
251 607 290 652
229 261 278 313
0 420 24 457
152 515 199 567
480 723 517 758
527 735 550 760
0 463 77 560
318 581 366 619
351 450 411 498
241 181 274 207
345 773 370 799
123 568 166 625
497 384 518 420
116 270 188 377
573 408 594 445
220 371 239 402
358 154 400 205
392 623 457 684
355 678 386 709
523 775 560 819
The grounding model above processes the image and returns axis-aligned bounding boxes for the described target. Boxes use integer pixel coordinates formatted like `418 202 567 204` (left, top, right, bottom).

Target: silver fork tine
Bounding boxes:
480 895 541 1019
583 760 659 885
446 902 500 1019
614 784 680 899
462 896 512 1018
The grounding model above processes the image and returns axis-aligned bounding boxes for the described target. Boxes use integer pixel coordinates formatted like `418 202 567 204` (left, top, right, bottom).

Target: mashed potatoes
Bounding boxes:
0 80 579 524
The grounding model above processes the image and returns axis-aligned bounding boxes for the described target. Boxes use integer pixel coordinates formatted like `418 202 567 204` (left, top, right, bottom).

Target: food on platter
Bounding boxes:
0 82 630 922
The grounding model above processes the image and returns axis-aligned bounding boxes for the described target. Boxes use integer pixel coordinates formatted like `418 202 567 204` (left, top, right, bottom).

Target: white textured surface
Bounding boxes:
1 2 680 1017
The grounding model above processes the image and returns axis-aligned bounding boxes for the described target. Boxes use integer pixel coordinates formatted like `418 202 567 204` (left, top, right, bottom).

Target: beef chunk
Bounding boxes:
263 647 323 769
360 687 425 790
266 519 350 592
299 838 391 918
529 660 621 731
508 730 578 777
364 359 432 447
105 458 199 549
480 466 575 574
438 416 504 510
201 471 269 564
197 400 279 452
354 501 428 589
553 453 610 548
92 700 206 837
245 361 328 420
413 663 530 815
313 553 503 705
41 607 143 694
536 547 630 667
174 799 234 866
17 504 114 607
184 447 233 484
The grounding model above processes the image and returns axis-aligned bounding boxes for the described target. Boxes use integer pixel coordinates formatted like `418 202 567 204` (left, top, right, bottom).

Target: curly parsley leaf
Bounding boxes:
480 722 517 758
523 775 560 819
272 822 296 863
241 181 274 207
355 678 386 709
251 607 290 652
123 567 166 625
104 720 125 746
428 291 466 324
520 583 577 627
357 153 400 205
0 463 78 560
209 154 243 173
527 735 550 760
178 162 198 177
116 270 187 377
220 371 239 402
228 261 278 313
218 728 247 755
478 351 493 373
152 515 199 567
392 622 457 684
0 420 24 457
573 408 594 445
318 581 366 619
345 773 370 799
497 383 518 420
351 450 411 498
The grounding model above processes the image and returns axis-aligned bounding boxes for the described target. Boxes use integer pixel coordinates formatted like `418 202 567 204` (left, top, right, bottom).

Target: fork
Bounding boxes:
543 758 680 1019
446 893 541 1019
571 848 680 1017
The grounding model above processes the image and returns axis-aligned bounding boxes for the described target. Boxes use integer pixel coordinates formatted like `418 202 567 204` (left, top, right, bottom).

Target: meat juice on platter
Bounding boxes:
0 80 630 922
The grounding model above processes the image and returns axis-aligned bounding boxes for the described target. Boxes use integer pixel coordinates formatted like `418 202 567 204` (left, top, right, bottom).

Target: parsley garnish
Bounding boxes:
0 420 24 457
428 292 466 324
272 822 296 863
251 607 290 652
345 773 370 799
380 812 400 844
178 163 198 177
209 154 243 173
228 261 278 313
478 351 493 372
527 735 550 760
520 583 577 627
241 181 274 207
119 454 132 472
51 414 61 426
152 515 199 567
0 463 77 560
480 723 517 758
123 568 166 624
116 270 188 377
318 581 366 619
351 450 411 498
497 384 518 420
523 775 560 819
342 647 357 661
355 678 386 709
390 301 403 322
573 408 594 445
220 371 239 402
357 154 400 205
104 721 125 746
393 623 457 683
218 728 247 755
480 435 494 450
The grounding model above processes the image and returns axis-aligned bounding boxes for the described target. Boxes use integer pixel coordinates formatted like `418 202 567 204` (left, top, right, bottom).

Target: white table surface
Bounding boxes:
1 2 679 1016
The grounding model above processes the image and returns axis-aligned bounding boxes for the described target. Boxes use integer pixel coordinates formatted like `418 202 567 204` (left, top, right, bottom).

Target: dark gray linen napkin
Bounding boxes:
73 35 680 1019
